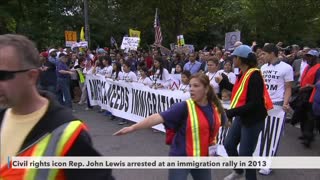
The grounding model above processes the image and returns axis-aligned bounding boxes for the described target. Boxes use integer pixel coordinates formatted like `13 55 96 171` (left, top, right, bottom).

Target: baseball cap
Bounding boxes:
97 48 106 54
306 49 319 57
49 48 57 54
231 45 252 58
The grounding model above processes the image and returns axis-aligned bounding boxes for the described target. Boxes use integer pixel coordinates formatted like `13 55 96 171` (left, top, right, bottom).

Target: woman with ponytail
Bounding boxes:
215 45 273 180
114 73 226 180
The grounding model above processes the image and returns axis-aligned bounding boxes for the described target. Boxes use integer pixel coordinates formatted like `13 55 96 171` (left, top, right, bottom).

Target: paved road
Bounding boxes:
74 104 320 180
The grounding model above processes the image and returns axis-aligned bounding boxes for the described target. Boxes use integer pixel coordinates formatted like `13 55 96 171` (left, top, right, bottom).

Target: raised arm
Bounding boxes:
113 114 164 136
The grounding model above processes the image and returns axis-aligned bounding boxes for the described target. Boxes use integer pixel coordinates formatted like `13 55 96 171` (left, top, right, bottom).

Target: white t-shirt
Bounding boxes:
299 60 308 82
122 71 137 82
206 72 220 94
261 61 294 102
111 71 123 80
138 77 153 86
218 70 237 84
151 68 171 88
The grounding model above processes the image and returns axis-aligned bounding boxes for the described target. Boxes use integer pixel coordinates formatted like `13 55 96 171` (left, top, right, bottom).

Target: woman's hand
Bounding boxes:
113 126 135 136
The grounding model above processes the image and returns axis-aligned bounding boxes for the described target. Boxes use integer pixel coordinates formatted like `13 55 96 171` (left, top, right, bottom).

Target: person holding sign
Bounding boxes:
137 67 153 86
114 73 225 180
151 56 171 89
215 45 273 180
122 61 137 82
258 43 293 175
111 62 123 80
178 71 191 93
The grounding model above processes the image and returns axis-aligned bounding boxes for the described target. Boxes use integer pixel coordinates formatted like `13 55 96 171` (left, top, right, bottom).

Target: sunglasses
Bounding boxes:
0 69 31 81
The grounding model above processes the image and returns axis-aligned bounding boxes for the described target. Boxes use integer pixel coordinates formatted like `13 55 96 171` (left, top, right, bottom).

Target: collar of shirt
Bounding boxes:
268 59 281 66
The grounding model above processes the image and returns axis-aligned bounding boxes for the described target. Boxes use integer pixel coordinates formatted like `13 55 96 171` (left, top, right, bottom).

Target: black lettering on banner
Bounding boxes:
119 86 125 110
157 95 162 113
113 85 120 109
259 116 277 157
100 81 107 104
140 91 146 116
107 85 113 103
161 95 167 112
88 80 94 100
271 118 280 156
147 92 152 116
152 93 157 113
133 89 139 115
136 90 143 116
110 85 117 108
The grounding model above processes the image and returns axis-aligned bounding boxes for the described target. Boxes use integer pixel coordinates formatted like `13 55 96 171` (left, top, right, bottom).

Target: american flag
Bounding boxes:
154 8 163 45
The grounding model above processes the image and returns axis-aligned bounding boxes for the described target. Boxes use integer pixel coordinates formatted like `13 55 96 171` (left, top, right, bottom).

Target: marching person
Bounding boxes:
292 49 320 148
150 56 171 89
0 34 114 180
259 43 293 175
56 52 74 109
114 73 226 180
122 61 137 82
178 71 191 93
216 45 273 180
206 57 221 95
137 67 153 87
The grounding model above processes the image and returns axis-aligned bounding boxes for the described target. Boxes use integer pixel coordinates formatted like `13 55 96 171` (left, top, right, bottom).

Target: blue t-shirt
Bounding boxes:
56 61 70 78
160 101 215 156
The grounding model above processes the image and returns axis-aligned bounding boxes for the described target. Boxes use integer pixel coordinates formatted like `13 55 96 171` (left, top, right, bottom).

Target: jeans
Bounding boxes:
168 169 211 180
57 78 72 108
224 117 264 180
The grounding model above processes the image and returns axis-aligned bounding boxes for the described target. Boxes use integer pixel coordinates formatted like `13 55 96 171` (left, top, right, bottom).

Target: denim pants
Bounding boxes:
224 117 264 180
57 77 72 108
168 169 211 180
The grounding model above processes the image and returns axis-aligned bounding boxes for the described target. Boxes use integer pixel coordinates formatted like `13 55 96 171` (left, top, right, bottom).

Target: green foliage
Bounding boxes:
1 0 320 49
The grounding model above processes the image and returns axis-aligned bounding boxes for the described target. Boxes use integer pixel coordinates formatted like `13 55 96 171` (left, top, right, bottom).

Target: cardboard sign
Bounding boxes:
120 37 140 50
225 31 241 51
65 31 77 47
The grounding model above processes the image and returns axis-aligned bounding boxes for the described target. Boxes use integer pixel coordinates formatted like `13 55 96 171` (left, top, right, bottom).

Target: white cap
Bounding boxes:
49 48 57 54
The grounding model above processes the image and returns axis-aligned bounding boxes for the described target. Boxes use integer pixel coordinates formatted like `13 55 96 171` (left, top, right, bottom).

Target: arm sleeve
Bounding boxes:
160 102 188 130
219 73 234 92
284 65 294 82
65 131 114 180
226 71 264 118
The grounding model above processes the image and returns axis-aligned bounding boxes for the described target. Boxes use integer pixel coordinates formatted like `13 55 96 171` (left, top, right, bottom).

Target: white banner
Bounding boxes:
86 75 190 131
120 37 140 50
253 106 285 157
216 106 285 157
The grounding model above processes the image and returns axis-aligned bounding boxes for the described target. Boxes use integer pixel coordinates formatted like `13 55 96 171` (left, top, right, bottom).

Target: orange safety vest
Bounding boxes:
230 68 273 110
185 99 221 156
0 120 87 180
301 64 320 103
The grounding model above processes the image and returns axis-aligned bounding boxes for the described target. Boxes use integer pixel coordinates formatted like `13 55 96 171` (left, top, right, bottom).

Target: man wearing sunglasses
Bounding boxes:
0 34 114 180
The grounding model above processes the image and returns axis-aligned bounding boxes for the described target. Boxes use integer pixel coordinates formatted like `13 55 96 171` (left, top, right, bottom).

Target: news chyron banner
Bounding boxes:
86 74 190 131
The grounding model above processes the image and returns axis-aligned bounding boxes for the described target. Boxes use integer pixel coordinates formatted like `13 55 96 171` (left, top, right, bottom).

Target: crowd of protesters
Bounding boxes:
37 41 320 179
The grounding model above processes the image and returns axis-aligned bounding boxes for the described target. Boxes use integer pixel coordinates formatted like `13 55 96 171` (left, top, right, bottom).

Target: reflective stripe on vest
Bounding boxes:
186 100 201 156
186 99 222 156
230 68 273 110
76 69 85 83
230 68 258 108
0 120 86 180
